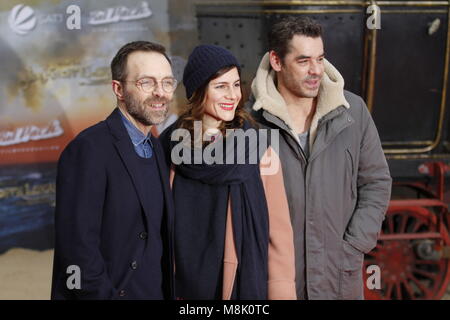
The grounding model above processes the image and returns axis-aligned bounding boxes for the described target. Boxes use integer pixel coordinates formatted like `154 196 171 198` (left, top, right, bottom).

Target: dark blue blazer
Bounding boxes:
51 108 175 299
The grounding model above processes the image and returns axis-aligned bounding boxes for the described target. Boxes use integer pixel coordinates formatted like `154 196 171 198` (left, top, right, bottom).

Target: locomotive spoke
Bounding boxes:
385 282 394 299
411 221 425 233
400 278 415 299
412 268 437 280
414 259 440 265
407 274 432 298
387 215 395 234
398 214 407 233
395 282 402 299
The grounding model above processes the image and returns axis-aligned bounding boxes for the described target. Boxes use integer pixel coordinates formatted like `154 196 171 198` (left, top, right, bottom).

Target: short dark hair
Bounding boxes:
268 16 323 62
110 41 171 81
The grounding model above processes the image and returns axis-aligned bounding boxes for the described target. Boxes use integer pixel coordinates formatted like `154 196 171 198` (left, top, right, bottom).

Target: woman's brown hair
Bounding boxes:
177 65 254 143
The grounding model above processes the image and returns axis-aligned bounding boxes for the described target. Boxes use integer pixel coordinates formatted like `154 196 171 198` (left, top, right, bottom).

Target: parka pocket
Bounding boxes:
345 148 356 199
339 240 364 300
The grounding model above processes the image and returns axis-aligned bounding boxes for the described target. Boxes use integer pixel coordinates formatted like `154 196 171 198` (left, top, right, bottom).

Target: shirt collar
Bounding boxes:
118 108 153 147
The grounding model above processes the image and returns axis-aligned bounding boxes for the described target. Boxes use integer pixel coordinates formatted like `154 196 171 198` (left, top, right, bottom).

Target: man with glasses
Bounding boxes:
51 41 176 300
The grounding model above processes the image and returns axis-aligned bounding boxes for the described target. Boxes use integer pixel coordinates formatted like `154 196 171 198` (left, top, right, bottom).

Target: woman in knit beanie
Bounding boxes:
160 45 296 300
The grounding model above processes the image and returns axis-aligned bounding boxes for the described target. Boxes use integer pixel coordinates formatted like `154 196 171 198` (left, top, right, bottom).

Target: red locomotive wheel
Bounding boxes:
364 207 450 300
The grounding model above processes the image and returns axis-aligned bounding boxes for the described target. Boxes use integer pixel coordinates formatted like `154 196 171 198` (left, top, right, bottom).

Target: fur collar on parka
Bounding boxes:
251 52 350 146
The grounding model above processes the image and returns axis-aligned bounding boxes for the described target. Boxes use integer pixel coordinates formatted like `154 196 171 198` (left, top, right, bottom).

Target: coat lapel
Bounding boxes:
262 110 304 162
105 108 153 226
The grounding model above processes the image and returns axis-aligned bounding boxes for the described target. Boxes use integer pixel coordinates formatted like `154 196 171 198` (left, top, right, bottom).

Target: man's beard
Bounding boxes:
282 71 322 99
123 90 169 126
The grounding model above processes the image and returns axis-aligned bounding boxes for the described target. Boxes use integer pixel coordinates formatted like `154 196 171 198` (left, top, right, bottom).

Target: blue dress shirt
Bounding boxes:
119 109 153 158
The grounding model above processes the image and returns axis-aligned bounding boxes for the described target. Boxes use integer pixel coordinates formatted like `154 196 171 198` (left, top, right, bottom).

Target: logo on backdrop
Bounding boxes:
8 4 37 35
0 120 64 147
88 1 153 26
7 2 154 34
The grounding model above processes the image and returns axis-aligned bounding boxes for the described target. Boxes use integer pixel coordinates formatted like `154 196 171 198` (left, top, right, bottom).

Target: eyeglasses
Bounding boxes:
121 77 178 93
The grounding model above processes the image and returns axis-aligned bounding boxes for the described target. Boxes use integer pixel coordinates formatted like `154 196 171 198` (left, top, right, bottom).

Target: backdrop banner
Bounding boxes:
0 0 171 253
